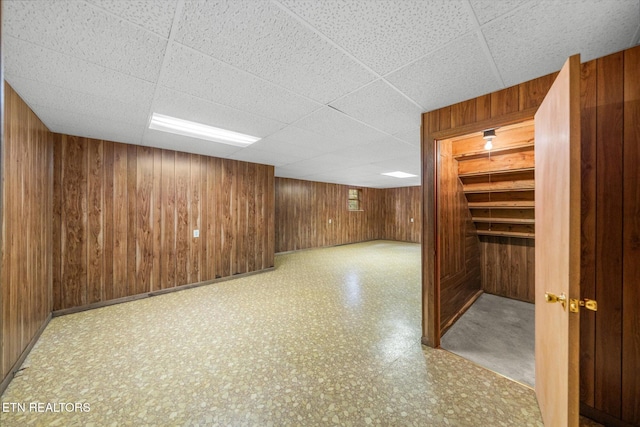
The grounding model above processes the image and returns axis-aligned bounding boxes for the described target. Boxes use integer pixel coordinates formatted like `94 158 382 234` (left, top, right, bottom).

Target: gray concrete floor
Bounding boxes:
441 293 535 387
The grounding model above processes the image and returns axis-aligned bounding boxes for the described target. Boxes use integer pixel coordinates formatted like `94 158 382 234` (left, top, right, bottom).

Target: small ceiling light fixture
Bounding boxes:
149 113 261 147
382 171 418 178
483 129 496 150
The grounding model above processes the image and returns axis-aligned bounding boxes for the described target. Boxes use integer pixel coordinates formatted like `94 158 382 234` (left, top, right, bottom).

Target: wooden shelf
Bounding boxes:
454 142 535 160
472 217 535 224
467 201 535 209
463 179 535 193
458 167 535 179
477 230 535 239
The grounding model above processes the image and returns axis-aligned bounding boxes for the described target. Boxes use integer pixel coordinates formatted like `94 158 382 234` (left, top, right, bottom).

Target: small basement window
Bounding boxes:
348 188 362 211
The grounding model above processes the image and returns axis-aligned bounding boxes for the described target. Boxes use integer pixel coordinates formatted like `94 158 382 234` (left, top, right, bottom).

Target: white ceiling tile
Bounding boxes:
292 107 389 150
174 0 375 103
469 0 531 25
283 153 353 171
251 128 327 158
227 146 304 167
8 75 151 127
34 105 145 145
3 0 637 188
85 0 177 38
160 43 321 124
373 155 421 175
151 87 286 139
331 139 417 165
280 0 474 75
274 164 325 178
394 127 421 147
386 32 502 112
142 129 243 158
4 0 167 82
330 80 423 134
5 36 156 107
484 0 640 86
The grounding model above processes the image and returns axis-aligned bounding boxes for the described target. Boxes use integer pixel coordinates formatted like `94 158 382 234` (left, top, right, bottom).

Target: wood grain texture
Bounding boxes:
2 84 53 382
274 178 383 252
112 143 128 299
52 138 274 311
480 236 534 302
274 179 421 253
491 86 520 117
534 54 581 427
382 186 421 243
438 140 481 332
594 51 624 418
580 57 597 409
621 46 640 425
87 140 104 304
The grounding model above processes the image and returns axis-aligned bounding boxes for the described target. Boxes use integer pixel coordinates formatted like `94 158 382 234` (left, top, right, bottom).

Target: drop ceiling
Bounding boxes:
3 0 639 188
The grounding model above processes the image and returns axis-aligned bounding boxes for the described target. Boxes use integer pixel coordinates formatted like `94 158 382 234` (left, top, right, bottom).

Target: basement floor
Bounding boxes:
0 241 597 426
441 293 536 388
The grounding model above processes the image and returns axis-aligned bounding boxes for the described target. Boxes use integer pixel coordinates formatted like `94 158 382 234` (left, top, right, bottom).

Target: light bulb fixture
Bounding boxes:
149 113 261 147
483 129 496 150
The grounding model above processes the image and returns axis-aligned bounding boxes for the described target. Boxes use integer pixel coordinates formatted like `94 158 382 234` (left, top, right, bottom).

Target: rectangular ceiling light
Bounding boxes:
382 171 418 178
149 113 260 147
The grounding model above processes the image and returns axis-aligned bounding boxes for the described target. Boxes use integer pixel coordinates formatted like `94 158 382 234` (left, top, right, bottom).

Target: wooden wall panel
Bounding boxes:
1 84 53 383
437 140 481 331
62 135 88 308
594 51 624 418
580 57 598 409
479 236 534 303
87 140 104 304
136 146 154 295
112 144 128 299
382 186 421 243
52 137 274 311
622 46 640 425
126 145 137 296
103 141 114 302
274 178 421 253
274 178 384 252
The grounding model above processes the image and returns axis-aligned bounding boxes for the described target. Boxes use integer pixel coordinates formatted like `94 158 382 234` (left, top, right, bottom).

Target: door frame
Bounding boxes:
421 108 538 347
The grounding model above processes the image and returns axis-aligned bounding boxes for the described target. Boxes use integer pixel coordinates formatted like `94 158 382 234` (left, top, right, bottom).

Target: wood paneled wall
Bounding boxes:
421 69 556 346
275 178 383 252
381 186 421 243
479 237 534 303
579 46 640 426
1 84 53 382
437 140 481 332
52 135 275 311
275 178 421 253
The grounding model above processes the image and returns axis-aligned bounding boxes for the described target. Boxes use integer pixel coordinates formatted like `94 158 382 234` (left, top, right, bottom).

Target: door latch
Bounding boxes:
545 292 566 309
569 298 597 313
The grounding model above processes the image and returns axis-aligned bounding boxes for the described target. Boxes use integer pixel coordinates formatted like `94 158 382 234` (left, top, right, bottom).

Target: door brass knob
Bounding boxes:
545 292 567 309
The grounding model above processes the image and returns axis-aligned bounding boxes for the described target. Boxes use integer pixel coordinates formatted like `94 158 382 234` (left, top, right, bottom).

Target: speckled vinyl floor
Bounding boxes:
1 241 596 426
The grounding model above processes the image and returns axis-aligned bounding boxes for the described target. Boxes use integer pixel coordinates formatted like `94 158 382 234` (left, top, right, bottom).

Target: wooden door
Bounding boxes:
534 54 581 426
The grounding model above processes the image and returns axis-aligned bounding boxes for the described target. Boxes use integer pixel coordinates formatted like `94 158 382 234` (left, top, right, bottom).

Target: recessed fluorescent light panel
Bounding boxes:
382 171 418 178
149 113 260 147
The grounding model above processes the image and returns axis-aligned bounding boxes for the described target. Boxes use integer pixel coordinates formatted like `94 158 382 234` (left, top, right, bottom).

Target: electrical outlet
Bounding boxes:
193 229 199 238
410 218 414 223
329 219 332 224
